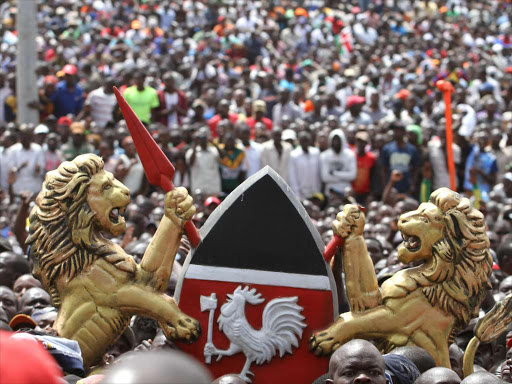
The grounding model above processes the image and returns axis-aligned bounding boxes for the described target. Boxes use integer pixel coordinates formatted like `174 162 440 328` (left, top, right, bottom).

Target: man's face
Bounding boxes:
332 136 342 153
0 252 28 288
35 311 58 334
135 75 145 88
356 138 367 153
504 180 512 197
393 127 405 142
299 134 311 150
72 133 84 146
272 130 282 143
64 74 75 87
0 306 10 330
328 351 387 384
500 277 512 296
20 287 51 315
0 286 17 320
13 275 41 299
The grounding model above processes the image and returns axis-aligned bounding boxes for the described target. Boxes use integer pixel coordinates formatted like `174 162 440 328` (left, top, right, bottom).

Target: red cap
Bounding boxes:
62 64 77 76
346 95 366 109
57 116 72 127
8 314 36 331
395 89 411 100
0 331 62 384
204 196 221 207
44 75 58 85
507 337 512 350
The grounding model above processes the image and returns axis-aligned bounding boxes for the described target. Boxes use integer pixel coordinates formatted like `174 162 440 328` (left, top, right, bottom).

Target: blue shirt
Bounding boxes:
464 145 498 197
50 81 84 117
380 141 419 193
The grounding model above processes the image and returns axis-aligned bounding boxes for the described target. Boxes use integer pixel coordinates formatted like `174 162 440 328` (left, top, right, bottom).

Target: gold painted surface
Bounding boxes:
462 294 512 377
310 188 493 368
27 154 200 368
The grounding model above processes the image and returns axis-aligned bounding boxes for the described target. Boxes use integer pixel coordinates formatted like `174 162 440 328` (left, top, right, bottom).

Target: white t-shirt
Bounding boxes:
6 143 45 195
185 146 221 195
242 141 262 178
164 92 179 128
118 154 145 195
0 87 12 123
86 87 117 128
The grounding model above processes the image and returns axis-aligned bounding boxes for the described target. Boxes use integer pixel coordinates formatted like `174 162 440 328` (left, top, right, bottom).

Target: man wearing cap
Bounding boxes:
246 100 273 138
6 124 45 195
50 64 84 118
340 95 371 126
61 122 94 161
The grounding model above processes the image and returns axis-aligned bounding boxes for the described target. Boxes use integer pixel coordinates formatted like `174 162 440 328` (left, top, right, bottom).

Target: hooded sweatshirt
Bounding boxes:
320 129 357 194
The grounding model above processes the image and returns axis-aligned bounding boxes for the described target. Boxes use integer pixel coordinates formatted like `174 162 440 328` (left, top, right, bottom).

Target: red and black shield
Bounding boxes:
175 167 338 383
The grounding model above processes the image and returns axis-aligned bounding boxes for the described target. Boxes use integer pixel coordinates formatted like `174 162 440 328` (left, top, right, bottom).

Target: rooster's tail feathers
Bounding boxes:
262 296 306 358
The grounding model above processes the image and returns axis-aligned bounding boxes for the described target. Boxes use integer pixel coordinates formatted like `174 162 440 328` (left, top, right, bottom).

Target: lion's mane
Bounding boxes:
27 154 114 306
416 188 492 328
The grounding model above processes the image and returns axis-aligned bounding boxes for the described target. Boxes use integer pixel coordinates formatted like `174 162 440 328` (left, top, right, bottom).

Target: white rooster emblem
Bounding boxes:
202 286 306 383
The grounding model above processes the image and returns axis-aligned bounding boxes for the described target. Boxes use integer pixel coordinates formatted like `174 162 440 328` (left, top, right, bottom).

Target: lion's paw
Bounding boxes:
332 205 365 239
309 331 342 356
165 187 196 228
162 314 201 343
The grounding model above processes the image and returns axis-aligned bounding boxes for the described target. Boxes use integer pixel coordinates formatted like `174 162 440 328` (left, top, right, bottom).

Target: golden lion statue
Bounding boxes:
310 188 492 367
27 154 200 368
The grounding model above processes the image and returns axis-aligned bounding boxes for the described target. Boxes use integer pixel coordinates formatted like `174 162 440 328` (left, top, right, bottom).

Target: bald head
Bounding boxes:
415 367 461 384
327 339 387 384
212 374 247 384
102 350 212 384
0 252 30 288
19 287 51 315
13 274 42 299
460 371 502 383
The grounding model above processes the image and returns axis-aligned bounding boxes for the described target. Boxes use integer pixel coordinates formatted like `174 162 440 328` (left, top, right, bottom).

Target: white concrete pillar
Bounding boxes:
16 0 39 124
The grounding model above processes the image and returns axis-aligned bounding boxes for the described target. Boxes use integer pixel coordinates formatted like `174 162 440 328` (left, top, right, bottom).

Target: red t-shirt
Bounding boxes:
245 117 273 138
352 151 376 194
208 113 239 138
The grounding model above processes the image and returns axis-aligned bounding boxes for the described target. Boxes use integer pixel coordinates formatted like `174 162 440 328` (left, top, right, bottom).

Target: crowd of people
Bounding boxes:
1 0 512 383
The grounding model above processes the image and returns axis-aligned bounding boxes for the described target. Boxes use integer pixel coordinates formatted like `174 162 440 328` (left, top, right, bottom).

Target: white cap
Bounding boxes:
34 124 49 135
282 129 297 141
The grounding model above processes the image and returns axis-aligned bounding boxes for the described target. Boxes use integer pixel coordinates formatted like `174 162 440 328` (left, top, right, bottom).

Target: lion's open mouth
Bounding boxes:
109 206 126 224
402 233 421 252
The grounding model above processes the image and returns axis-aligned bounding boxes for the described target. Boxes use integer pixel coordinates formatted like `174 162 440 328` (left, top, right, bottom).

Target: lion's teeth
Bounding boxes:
112 208 119 216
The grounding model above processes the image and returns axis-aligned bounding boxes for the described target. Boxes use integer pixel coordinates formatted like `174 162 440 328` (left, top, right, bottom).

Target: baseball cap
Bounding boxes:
34 124 49 135
204 196 221 207
70 122 85 135
282 129 297 141
57 116 72 127
9 314 36 331
504 172 512 183
62 64 77 76
355 131 370 142
346 95 365 109
253 100 266 113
